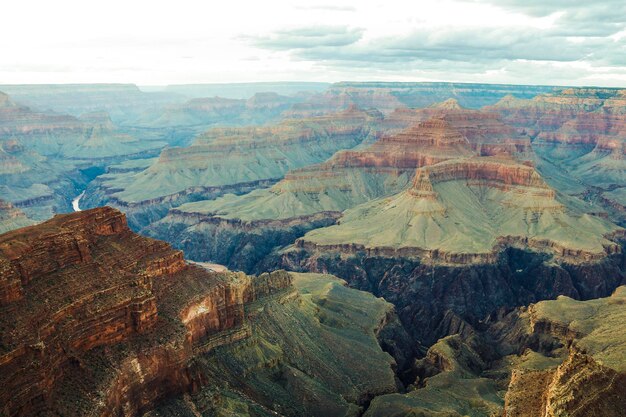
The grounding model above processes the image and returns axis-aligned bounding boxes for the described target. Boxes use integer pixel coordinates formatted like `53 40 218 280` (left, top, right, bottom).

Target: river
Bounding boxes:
72 191 85 212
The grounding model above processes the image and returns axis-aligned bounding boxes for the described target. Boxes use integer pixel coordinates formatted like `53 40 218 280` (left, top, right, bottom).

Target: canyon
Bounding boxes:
1 208 624 416
1 82 625 416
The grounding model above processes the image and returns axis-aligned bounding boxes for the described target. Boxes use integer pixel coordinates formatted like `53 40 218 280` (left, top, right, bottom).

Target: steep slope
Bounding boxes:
499 287 626 417
0 208 406 416
365 287 626 416
83 107 383 229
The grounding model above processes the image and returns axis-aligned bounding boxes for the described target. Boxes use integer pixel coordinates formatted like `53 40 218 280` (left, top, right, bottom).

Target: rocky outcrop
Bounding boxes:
0 208 407 416
0 207 291 415
499 287 626 416
365 286 626 417
503 351 626 417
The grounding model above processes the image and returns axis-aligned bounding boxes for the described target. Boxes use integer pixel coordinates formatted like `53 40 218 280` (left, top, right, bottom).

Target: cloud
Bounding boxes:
263 26 608 65
252 26 364 50
478 0 626 36
241 0 626 87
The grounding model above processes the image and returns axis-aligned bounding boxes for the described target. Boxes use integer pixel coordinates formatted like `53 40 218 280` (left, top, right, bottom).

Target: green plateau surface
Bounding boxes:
176 168 413 221
303 162 620 256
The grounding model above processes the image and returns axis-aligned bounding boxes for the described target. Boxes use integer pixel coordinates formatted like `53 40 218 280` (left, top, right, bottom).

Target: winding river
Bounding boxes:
72 191 85 212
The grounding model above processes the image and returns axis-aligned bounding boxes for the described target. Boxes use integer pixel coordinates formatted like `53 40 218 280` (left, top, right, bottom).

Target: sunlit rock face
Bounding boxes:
83 106 384 229
0 208 406 417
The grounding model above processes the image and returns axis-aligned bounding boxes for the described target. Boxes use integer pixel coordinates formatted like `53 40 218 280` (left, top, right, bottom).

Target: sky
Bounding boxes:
1 0 625 87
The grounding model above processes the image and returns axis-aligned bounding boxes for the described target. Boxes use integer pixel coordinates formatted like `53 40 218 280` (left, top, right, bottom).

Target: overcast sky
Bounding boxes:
1 0 625 86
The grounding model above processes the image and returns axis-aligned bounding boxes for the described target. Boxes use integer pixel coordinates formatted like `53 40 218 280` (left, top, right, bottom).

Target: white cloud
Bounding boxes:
0 0 624 86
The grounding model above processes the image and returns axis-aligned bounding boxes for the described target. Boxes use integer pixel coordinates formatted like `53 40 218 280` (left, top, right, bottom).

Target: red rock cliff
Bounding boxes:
0 207 292 416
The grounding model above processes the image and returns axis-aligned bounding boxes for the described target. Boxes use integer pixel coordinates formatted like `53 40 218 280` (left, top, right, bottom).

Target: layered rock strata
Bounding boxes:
489 88 626 226
147 109 533 272
281 157 624 342
0 208 405 416
83 107 382 229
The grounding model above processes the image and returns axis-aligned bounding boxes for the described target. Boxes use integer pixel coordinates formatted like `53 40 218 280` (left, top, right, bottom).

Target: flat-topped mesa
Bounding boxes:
0 207 296 416
296 154 622 265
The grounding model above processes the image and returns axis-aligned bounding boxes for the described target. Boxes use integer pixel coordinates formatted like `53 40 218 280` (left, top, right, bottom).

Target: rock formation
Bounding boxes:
283 82 555 118
489 88 626 226
0 208 406 416
146 108 534 271
83 106 383 229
